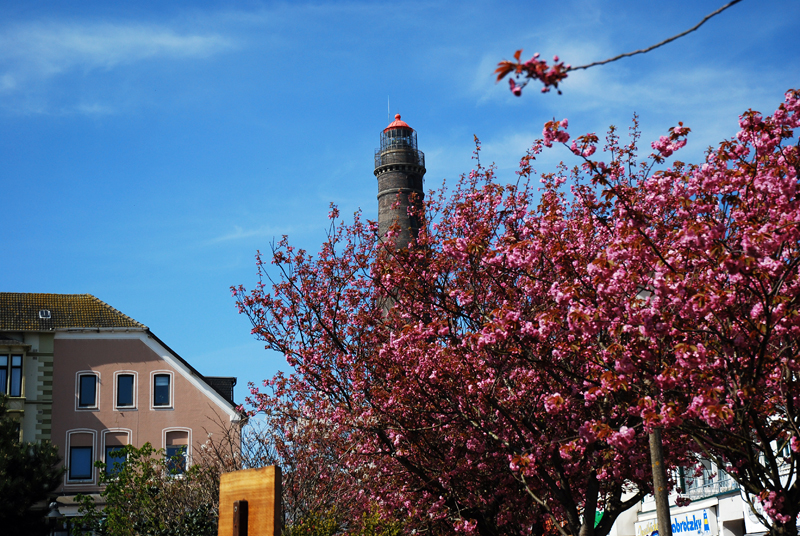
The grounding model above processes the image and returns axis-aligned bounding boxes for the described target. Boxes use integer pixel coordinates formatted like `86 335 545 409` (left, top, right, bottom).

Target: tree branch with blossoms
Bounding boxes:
496 0 743 95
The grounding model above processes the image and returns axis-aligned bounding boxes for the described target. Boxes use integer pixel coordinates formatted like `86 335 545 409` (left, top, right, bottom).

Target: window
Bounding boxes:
69 446 93 480
102 430 130 478
105 446 127 475
165 445 187 474
116 374 134 408
164 429 189 474
153 374 170 407
66 430 96 484
0 355 23 397
78 374 98 408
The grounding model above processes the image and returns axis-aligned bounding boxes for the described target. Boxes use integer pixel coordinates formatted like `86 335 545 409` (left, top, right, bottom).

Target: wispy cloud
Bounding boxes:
1 20 231 71
0 72 16 91
206 225 290 246
0 20 233 96
480 131 543 172
72 102 117 115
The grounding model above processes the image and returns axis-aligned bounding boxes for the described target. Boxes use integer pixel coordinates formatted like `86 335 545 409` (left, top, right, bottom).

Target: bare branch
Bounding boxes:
569 0 743 71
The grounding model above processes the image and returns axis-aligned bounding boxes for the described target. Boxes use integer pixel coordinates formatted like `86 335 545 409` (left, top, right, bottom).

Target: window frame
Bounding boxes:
65 429 97 485
9 355 22 397
165 445 187 474
75 371 100 411
102 428 132 478
162 427 191 474
0 354 24 397
69 446 94 480
104 445 127 476
114 371 137 410
0 355 7 396
150 371 174 409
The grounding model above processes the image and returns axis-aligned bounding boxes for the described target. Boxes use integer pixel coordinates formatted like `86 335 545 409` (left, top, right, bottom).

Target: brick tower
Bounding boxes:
374 114 426 248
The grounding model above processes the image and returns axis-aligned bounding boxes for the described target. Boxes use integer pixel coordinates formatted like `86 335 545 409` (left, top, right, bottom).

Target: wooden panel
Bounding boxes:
218 466 281 536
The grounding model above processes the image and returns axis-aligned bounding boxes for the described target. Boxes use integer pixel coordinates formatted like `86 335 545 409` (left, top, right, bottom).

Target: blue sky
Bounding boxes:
2 0 798 404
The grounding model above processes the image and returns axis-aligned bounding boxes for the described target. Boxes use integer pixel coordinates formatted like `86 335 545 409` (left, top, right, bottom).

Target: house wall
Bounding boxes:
25 332 55 443
51 331 237 493
622 468 752 536
0 332 54 443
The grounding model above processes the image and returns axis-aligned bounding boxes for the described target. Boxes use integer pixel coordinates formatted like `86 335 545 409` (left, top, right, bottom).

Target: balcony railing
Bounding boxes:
682 468 740 500
374 148 425 169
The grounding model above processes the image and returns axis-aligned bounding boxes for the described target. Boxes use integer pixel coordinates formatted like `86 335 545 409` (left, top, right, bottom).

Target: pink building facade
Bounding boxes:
0 293 243 520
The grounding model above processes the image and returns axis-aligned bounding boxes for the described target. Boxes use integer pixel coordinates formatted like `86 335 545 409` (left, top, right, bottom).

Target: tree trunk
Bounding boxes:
768 518 799 536
650 429 673 536
578 471 600 536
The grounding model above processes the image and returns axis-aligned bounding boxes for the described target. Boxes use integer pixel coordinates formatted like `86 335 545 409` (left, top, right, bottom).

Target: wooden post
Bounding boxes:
218 466 281 536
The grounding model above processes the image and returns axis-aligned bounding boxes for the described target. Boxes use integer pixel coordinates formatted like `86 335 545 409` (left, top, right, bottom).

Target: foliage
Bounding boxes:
355 506 405 536
75 442 217 536
236 89 800 536
282 506 405 536
283 509 340 536
0 396 63 536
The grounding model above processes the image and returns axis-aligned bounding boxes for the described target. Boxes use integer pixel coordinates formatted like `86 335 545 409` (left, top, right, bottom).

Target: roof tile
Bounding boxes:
0 293 146 331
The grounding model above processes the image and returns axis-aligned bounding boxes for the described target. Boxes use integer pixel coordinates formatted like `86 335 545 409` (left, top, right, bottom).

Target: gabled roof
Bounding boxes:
0 293 146 331
0 292 244 416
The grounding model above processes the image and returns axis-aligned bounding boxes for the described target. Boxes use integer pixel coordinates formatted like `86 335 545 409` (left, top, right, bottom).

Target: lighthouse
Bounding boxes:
373 114 426 248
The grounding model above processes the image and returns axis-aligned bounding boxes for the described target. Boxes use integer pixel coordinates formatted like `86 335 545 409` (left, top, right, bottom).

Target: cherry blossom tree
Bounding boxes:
559 90 800 536
235 151 668 535
235 179 658 535
235 90 800 536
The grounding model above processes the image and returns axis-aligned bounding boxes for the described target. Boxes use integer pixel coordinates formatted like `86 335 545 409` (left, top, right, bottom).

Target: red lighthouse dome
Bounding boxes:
384 113 413 132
